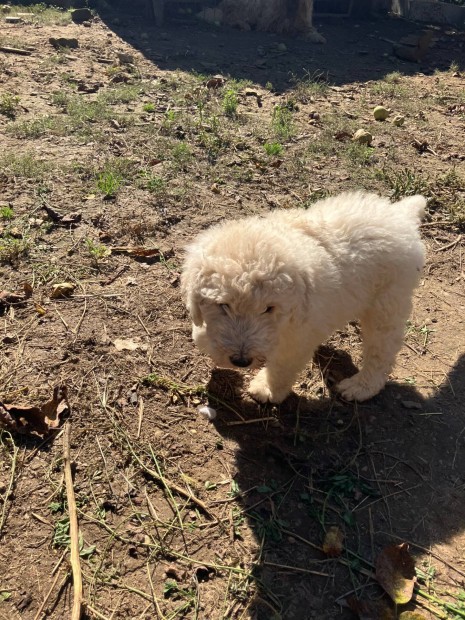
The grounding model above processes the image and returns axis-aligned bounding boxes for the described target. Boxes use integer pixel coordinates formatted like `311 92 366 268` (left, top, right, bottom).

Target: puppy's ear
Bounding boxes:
186 293 203 327
181 260 204 327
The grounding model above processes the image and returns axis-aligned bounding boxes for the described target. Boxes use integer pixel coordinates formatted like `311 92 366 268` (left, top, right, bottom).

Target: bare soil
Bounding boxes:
1 5 465 620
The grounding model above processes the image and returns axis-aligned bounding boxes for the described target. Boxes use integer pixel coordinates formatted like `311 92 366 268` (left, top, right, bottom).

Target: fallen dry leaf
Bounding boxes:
346 597 395 620
50 282 75 299
23 282 33 298
322 526 344 557
0 385 68 436
113 338 147 352
376 543 416 604
110 246 174 261
0 290 25 307
34 302 47 316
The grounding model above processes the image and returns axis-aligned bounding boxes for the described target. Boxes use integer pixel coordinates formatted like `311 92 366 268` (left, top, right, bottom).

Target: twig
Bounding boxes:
146 563 166 620
63 421 83 620
0 46 32 55
136 396 144 439
136 313 151 336
85 605 111 620
434 234 462 252
0 434 19 540
33 572 68 620
125 439 219 522
263 561 329 577
73 298 88 340
226 416 278 426
102 264 129 286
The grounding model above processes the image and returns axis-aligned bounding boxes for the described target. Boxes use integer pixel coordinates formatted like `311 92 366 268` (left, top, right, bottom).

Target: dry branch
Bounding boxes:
63 421 83 620
0 46 32 56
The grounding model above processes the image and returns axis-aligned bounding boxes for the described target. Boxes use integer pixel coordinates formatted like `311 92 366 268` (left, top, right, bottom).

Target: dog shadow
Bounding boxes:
208 349 465 619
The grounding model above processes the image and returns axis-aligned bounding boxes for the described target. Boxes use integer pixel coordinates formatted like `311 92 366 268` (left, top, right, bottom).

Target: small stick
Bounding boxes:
63 421 83 620
226 416 278 426
85 604 111 620
0 46 32 56
434 234 462 252
0 435 19 540
102 265 129 286
73 298 88 340
33 572 68 620
136 396 144 439
128 443 218 522
263 561 329 577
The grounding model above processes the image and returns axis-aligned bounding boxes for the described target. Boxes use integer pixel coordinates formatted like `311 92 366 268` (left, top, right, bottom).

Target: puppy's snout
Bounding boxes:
230 354 253 368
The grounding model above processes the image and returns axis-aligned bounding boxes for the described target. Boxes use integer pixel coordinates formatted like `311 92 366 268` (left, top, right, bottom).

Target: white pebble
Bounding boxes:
198 405 217 421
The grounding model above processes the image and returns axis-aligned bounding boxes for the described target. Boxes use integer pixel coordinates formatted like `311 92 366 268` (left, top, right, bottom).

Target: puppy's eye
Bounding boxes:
219 303 229 314
263 306 274 314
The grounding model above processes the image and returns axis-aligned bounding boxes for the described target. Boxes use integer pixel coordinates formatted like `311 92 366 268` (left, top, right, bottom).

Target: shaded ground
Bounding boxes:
1 4 465 620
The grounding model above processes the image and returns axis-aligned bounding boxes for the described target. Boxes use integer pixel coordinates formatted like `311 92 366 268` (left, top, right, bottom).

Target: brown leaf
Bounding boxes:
322 526 344 557
61 212 82 227
0 385 68 437
346 597 395 620
113 338 146 351
23 282 33 299
34 302 47 316
50 282 75 299
111 246 174 261
376 543 416 604
269 159 284 169
0 290 26 308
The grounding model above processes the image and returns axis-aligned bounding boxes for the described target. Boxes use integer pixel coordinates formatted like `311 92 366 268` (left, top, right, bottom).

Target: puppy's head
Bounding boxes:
181 220 308 369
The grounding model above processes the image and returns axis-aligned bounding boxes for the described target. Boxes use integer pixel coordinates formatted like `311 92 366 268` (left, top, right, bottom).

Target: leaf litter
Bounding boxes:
0 385 69 436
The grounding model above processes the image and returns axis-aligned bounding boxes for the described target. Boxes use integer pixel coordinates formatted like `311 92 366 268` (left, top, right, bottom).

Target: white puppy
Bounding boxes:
181 192 425 403
198 0 325 43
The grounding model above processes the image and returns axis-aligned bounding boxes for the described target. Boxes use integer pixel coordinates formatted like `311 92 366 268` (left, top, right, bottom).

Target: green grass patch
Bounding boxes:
222 89 239 118
0 152 53 179
272 104 295 140
0 93 20 119
263 142 283 157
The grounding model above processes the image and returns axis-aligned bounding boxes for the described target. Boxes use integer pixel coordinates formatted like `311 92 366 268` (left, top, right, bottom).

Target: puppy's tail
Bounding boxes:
396 194 426 222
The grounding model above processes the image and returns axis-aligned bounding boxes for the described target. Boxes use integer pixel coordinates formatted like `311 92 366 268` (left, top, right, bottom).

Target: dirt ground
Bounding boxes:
1 4 465 619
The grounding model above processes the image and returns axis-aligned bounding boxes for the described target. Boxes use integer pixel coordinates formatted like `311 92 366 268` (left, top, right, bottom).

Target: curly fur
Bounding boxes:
181 191 425 403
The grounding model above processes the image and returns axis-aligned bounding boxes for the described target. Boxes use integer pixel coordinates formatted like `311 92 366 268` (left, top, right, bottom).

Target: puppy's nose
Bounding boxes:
230 354 253 368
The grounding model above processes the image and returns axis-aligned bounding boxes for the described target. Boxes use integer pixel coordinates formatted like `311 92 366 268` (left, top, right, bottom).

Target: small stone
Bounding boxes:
117 52 135 65
5 15 22 23
401 400 423 410
373 105 390 121
352 129 373 145
49 37 79 49
276 43 287 52
198 406 217 421
71 8 92 24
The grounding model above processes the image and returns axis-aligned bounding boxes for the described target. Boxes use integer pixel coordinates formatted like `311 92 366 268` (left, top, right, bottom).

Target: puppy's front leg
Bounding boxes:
248 335 318 404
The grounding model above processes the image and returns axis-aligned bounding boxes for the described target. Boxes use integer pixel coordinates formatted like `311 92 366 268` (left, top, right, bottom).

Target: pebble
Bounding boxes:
198 405 217 421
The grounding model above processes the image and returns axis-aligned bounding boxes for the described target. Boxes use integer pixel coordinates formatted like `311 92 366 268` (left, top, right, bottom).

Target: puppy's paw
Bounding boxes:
337 373 386 402
248 373 289 404
306 28 326 44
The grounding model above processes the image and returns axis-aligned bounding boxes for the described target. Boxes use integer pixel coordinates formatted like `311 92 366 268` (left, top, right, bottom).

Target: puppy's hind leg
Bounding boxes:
337 297 412 402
